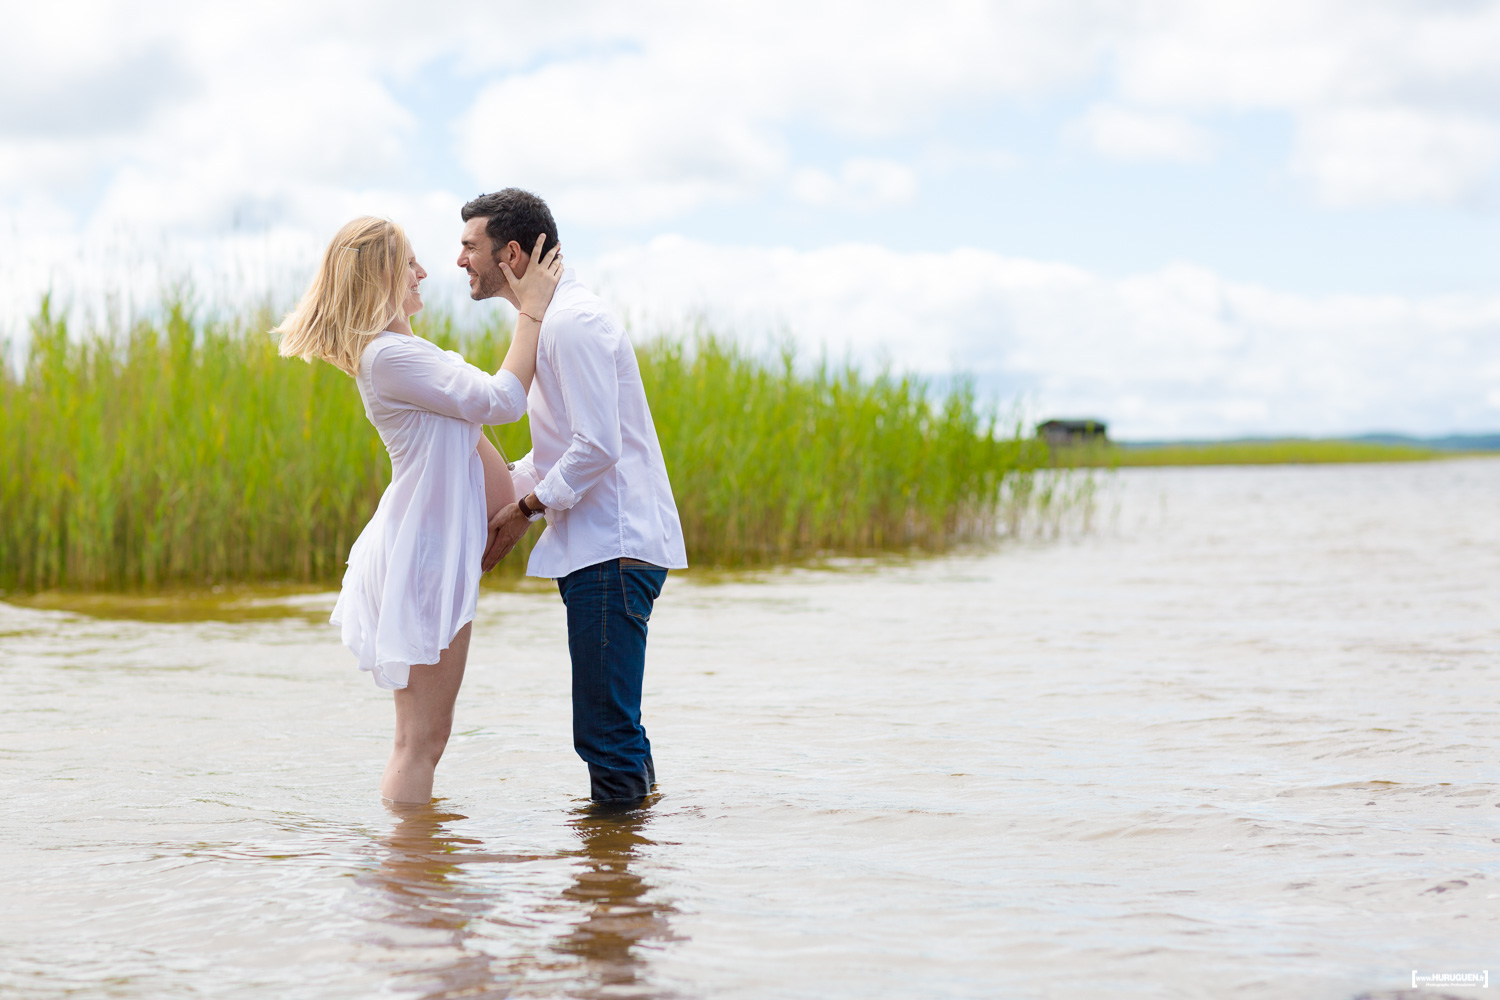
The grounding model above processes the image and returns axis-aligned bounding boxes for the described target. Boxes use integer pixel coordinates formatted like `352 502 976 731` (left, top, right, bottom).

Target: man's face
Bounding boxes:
458 217 507 300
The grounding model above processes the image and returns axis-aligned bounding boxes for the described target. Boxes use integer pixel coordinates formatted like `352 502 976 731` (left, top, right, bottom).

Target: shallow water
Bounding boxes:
3 460 1498 1000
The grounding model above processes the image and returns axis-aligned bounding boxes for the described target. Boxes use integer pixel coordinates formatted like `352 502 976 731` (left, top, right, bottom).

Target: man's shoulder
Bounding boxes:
545 279 621 338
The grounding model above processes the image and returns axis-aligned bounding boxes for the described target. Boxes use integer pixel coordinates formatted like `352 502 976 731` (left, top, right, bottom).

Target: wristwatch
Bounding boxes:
517 493 546 522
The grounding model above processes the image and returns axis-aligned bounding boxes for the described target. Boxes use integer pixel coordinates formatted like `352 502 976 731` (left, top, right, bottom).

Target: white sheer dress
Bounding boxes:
331 331 527 690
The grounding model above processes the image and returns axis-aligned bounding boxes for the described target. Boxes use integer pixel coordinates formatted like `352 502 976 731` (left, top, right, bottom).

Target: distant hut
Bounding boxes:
1037 418 1108 448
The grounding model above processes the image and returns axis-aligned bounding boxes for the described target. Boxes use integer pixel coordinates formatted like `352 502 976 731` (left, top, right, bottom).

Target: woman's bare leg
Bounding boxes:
379 439 507 803
478 434 516 521
381 623 472 804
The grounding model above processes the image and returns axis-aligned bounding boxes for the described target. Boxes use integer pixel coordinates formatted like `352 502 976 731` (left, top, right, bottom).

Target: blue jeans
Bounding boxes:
557 558 668 802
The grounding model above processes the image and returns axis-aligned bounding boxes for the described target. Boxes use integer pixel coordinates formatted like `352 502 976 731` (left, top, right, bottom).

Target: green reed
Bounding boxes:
0 298 1049 592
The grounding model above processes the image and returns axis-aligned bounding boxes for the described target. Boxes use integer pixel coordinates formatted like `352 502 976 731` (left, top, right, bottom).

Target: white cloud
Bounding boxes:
0 0 1113 239
452 2 1103 221
458 53 787 226
441 1 1500 209
1113 1 1500 111
1075 104 1214 163
1108 0 1500 205
1292 106 1500 207
0 4 426 240
790 159 919 210
920 146 1020 173
591 236 1500 439
8 0 1500 239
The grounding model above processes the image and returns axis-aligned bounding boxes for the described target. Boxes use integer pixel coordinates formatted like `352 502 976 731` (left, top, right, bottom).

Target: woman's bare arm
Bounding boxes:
498 235 563 393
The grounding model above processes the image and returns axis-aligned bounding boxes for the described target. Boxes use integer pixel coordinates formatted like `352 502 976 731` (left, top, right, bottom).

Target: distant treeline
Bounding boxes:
0 298 1053 592
1111 439 1443 466
1349 432 1500 452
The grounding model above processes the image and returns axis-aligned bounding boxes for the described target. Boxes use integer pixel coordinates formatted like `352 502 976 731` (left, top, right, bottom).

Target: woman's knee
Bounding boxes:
394 722 451 763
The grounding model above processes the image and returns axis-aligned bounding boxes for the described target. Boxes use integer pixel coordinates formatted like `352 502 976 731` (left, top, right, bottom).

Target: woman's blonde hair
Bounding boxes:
274 216 411 376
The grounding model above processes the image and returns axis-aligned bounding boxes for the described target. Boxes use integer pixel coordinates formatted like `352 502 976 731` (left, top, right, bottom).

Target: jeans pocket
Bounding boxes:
620 563 667 622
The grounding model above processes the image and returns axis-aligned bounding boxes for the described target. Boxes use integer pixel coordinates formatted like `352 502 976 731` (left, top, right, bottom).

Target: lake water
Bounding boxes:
3 460 1498 1000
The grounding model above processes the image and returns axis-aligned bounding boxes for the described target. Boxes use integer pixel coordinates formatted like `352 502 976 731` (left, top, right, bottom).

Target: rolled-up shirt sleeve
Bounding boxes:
370 340 527 425
510 451 540 500
532 310 622 511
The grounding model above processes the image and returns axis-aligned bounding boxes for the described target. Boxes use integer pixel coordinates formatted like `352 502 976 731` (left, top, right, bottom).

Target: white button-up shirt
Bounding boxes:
510 270 688 578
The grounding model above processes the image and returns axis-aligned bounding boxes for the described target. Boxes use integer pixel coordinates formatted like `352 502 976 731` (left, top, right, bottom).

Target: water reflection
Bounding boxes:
358 800 679 1000
552 801 680 999
360 803 517 999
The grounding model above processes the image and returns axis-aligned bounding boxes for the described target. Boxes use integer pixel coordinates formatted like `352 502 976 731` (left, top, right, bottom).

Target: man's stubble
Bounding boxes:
470 263 509 302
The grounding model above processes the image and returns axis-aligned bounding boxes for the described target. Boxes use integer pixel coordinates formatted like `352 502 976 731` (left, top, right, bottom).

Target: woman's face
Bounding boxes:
400 251 428 316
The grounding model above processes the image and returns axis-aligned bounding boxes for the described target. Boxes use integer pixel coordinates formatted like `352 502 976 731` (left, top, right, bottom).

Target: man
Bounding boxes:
458 188 688 805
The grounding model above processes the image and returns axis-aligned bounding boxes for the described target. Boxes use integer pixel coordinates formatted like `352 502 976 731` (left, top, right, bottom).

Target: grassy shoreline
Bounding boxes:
1055 438 1454 467
0 298 1054 593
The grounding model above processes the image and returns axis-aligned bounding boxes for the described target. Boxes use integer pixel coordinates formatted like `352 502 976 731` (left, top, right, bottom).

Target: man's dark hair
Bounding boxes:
460 188 559 258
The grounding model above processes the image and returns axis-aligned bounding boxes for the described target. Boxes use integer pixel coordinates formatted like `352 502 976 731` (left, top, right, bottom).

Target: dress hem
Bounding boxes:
333 608 477 692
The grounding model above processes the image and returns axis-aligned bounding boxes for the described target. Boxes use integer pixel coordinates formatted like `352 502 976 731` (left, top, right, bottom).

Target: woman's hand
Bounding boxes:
495 234 557 392
502 233 563 321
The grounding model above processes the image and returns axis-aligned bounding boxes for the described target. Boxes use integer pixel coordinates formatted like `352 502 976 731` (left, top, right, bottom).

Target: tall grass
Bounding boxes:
0 298 1051 593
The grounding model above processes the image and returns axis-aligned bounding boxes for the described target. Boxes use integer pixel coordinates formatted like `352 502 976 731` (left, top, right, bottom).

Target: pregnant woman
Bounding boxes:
274 216 561 803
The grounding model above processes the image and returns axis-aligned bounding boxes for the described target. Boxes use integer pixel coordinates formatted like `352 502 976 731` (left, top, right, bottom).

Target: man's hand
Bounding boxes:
483 502 533 572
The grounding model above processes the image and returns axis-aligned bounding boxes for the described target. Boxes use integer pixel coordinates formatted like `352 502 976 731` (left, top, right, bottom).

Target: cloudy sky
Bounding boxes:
4 0 1500 438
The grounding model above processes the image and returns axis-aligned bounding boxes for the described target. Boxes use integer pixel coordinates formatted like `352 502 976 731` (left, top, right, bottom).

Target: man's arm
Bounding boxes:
483 310 622 572
530 308 622 511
